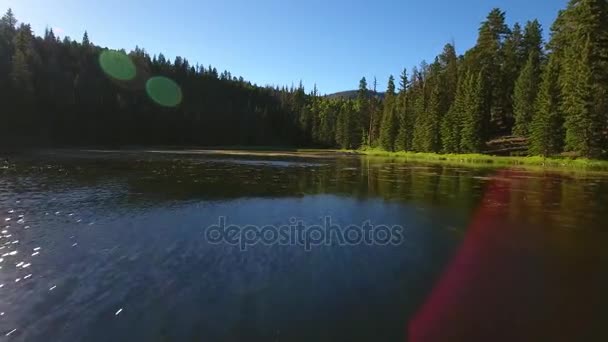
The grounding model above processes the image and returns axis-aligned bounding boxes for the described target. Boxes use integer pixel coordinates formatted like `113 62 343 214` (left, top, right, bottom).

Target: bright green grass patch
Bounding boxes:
357 148 608 171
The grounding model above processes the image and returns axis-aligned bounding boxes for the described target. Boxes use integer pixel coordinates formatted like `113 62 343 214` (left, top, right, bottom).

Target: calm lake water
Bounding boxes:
0 150 607 341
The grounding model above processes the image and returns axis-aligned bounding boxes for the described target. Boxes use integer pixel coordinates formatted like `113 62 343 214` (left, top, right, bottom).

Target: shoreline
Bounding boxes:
357 148 608 172
5 147 608 172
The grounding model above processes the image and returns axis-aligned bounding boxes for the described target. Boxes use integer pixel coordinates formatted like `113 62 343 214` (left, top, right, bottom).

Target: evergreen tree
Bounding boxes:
10 45 32 93
82 31 90 46
335 104 348 149
379 76 397 150
441 76 467 153
370 102 383 147
334 100 358 149
0 9 17 103
386 74 396 95
394 68 411 151
356 77 369 147
412 82 441 152
471 8 511 136
460 71 485 153
562 38 603 157
398 68 408 92
499 22 525 131
522 20 543 61
0 9 17 78
368 76 382 146
10 24 36 94
410 69 427 151
426 83 442 152
530 55 563 156
552 0 608 156
439 43 459 109
513 49 542 136
1 8 16 28
513 20 544 137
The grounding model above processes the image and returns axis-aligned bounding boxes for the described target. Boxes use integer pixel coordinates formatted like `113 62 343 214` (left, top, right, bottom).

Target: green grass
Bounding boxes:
74 145 608 172
356 148 608 171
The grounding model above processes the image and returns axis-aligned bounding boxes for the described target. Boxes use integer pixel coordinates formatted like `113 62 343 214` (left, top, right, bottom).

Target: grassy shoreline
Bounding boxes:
356 148 608 171
7 147 608 172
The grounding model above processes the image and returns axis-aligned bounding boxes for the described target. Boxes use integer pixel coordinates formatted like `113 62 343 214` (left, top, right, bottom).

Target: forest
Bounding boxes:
1 0 607 158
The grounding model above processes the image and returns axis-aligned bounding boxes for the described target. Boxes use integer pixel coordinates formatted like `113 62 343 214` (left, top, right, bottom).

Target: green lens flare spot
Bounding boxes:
146 76 183 107
99 50 136 81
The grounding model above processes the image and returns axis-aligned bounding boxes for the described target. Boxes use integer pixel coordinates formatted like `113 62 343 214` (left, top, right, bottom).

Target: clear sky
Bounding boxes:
4 0 568 94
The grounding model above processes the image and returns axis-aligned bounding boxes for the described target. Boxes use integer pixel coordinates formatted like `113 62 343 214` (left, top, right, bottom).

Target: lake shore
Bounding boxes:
357 148 608 171
5 147 608 173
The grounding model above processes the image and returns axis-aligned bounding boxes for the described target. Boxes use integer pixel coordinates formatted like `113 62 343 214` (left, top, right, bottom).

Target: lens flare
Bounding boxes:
146 76 182 107
99 50 136 81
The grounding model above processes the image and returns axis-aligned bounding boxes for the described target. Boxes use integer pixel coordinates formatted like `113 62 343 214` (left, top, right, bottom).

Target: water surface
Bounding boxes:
0 150 607 341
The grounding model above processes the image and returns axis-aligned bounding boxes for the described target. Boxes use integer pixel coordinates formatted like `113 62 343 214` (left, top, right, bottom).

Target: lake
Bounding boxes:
0 150 607 341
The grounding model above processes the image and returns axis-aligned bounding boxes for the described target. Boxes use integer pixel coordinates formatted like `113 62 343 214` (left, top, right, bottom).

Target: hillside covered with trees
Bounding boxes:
1 0 607 158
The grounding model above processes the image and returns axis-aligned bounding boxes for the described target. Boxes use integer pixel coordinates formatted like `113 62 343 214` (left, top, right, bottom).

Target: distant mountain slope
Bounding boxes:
325 90 385 100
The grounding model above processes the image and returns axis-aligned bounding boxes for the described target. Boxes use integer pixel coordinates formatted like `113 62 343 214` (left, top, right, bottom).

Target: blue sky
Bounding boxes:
5 0 567 94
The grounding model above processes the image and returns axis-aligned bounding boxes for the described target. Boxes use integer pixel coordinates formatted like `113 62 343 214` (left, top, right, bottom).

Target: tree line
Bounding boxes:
1 1 607 158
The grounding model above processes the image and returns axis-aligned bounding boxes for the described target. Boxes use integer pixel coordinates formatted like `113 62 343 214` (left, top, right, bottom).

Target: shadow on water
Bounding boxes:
0 150 606 341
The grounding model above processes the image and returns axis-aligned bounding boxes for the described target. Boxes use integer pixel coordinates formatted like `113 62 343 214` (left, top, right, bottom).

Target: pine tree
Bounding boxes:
522 20 543 62
368 76 382 146
335 103 349 149
530 55 563 156
394 68 410 151
10 24 35 94
460 71 485 153
1 8 17 29
398 68 408 92
411 75 427 152
426 83 442 152
44 27 56 42
439 43 459 109
10 48 32 93
386 74 395 95
379 76 397 150
471 8 511 136
499 22 525 131
513 49 542 136
506 23 525 66
394 97 408 151
441 76 466 153
82 31 90 46
552 0 608 156
1 8 17 82
412 82 441 152
513 20 544 137
356 77 369 146
562 38 602 157
403 68 422 151
370 102 383 147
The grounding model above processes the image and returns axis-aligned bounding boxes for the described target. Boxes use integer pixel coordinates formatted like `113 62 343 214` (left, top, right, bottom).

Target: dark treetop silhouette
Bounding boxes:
1 1 607 157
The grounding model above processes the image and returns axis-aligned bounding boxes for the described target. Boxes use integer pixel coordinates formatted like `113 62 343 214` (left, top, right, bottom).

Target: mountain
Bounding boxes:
325 90 385 100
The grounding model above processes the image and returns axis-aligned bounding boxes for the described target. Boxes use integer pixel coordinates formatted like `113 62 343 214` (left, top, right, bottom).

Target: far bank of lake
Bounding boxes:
357 148 608 172
7 147 608 173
